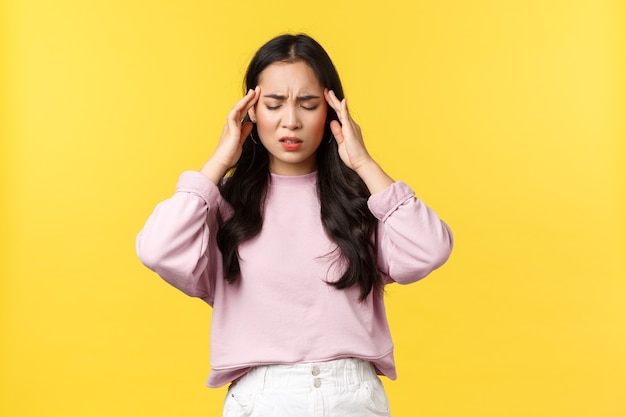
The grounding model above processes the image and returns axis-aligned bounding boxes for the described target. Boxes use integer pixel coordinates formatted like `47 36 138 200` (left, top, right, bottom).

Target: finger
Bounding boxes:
326 90 354 127
329 120 343 142
338 95 352 123
226 89 258 132
324 89 338 112
227 92 251 123
327 91 356 132
240 121 254 144
324 89 342 116
337 96 361 136
231 88 258 118
242 86 260 116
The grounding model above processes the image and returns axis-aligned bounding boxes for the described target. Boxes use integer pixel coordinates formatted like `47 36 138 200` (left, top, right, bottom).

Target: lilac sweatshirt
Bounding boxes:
136 170 453 388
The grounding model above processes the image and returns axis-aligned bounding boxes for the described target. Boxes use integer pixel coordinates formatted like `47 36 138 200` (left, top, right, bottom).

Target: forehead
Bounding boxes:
257 61 323 92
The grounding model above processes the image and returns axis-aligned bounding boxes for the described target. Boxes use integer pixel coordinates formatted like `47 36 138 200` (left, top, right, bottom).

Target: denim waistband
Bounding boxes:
233 358 378 392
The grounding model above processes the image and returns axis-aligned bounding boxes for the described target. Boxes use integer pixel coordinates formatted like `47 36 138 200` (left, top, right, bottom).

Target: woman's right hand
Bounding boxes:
201 87 260 183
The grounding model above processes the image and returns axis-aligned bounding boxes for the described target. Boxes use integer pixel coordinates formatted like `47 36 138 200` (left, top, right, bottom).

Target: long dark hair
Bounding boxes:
217 34 380 301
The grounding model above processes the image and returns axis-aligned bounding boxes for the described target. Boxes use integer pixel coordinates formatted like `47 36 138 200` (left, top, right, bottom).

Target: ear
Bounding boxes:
247 107 257 123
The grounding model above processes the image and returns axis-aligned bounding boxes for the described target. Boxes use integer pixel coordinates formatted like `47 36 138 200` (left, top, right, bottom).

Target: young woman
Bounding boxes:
136 33 453 417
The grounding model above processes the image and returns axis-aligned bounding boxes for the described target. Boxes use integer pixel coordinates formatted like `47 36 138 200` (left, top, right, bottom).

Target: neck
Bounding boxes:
269 158 317 176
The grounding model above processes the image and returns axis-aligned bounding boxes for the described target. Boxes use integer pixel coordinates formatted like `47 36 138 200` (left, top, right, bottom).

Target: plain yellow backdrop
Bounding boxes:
1 0 625 416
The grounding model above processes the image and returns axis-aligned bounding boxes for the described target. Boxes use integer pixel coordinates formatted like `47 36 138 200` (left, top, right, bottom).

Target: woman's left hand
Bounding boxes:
324 89 395 194
324 89 374 173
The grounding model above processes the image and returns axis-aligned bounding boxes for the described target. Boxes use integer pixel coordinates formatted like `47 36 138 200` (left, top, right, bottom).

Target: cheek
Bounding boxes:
310 110 328 135
255 111 276 135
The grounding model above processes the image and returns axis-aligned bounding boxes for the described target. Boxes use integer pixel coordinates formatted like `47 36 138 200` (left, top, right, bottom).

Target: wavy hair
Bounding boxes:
217 34 380 301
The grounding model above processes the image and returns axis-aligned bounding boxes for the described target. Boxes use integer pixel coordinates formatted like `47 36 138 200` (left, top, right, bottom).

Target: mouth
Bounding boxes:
280 137 302 144
279 137 303 151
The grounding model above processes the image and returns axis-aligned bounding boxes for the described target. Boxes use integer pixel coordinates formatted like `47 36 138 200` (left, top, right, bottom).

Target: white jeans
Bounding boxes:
222 358 391 417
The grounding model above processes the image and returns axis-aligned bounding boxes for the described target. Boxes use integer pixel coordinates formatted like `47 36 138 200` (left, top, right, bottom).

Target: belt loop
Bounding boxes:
354 358 373 383
354 358 364 385
260 365 269 394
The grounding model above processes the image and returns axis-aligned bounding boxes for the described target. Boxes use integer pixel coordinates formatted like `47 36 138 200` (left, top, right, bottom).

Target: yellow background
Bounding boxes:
1 0 625 416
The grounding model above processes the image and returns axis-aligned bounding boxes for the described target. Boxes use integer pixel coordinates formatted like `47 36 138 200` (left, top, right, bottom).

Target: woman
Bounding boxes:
137 33 453 416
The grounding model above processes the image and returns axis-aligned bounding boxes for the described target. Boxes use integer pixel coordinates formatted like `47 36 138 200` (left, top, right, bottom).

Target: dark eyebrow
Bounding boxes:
297 95 321 101
263 94 321 101
263 94 286 100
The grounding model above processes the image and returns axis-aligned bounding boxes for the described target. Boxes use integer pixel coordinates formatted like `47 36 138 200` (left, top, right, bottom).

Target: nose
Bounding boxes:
282 105 301 130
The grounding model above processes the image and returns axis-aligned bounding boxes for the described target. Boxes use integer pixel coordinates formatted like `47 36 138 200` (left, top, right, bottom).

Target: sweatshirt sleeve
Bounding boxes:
135 171 225 305
368 181 453 285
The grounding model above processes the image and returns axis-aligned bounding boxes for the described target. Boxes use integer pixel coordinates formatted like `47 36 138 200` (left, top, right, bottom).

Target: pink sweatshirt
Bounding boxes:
136 171 453 388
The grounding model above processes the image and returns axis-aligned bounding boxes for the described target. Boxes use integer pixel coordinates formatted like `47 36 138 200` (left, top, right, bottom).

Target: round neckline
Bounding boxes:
269 171 318 186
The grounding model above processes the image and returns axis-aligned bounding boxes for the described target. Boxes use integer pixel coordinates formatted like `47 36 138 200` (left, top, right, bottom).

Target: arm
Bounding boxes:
200 87 260 184
136 172 224 305
369 182 453 284
324 89 453 282
137 90 260 302
324 89 393 194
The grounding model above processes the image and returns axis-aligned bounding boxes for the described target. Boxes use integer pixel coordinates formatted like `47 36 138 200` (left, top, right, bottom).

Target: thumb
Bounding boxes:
240 122 254 144
329 120 343 143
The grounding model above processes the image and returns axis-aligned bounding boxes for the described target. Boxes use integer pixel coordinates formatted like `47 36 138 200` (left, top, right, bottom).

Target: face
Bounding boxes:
249 61 328 176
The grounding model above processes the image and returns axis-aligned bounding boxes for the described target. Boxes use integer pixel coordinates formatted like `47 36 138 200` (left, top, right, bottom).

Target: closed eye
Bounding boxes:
265 104 318 111
263 93 321 111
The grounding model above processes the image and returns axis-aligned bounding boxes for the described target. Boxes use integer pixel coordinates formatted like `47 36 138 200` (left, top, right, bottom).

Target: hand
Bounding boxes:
324 89 394 193
201 87 260 183
324 89 374 173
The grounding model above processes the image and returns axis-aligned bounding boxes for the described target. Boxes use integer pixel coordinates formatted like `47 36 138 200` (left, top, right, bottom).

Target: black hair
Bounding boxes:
217 34 380 301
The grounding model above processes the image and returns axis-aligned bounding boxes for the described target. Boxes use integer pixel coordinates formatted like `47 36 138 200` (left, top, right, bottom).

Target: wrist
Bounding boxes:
200 157 229 185
355 159 394 194
353 157 378 176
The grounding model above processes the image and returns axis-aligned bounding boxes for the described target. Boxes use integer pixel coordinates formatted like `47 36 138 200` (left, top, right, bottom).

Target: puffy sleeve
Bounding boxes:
136 171 227 305
368 181 453 285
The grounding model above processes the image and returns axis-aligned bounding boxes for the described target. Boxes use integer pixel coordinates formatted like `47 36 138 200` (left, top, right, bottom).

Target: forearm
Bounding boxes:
137 192 209 277
136 171 222 299
355 159 395 195
368 181 453 284
200 157 229 185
